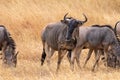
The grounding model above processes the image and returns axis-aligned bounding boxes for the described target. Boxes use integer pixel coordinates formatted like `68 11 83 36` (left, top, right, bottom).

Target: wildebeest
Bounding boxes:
40 13 87 71
68 25 120 71
83 25 115 68
0 25 18 67
87 24 120 68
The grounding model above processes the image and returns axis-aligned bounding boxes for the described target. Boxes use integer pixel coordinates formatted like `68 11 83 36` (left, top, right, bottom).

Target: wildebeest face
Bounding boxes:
107 55 117 68
111 44 120 67
65 19 81 41
61 13 87 41
102 49 118 68
3 46 18 67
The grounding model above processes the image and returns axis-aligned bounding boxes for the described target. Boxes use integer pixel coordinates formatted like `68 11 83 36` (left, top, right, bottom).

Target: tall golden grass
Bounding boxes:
0 0 120 80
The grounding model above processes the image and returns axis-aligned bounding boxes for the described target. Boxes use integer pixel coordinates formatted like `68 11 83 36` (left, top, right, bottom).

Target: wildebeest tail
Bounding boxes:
41 48 46 65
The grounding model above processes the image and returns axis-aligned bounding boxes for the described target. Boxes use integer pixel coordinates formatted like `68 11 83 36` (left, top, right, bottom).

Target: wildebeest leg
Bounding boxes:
94 50 99 67
103 46 109 68
71 46 83 71
0 52 2 55
0 51 2 59
67 50 72 64
94 50 102 69
45 43 55 68
70 48 76 71
75 48 83 69
83 49 93 68
92 49 101 71
56 50 67 72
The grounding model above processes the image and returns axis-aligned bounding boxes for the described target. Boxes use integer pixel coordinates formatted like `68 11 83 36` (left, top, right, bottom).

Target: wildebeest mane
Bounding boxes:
7 36 16 54
91 25 101 27
101 25 114 31
91 24 113 30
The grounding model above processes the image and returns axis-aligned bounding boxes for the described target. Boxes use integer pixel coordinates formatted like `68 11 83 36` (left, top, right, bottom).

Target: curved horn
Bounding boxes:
64 13 68 20
81 13 87 23
114 21 120 36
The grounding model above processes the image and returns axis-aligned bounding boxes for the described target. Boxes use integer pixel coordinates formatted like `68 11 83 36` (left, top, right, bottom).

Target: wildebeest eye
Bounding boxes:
78 21 83 25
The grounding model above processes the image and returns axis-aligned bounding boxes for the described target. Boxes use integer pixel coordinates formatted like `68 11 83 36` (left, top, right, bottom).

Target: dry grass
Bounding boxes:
0 0 120 80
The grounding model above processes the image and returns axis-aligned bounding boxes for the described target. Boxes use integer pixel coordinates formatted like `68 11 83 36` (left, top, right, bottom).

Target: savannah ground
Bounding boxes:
0 0 120 80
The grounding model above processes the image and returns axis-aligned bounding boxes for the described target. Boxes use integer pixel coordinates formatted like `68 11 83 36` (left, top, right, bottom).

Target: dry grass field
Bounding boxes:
0 0 120 80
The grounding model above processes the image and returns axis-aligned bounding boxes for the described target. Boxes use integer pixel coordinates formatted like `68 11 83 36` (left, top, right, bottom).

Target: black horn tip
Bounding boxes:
82 13 88 23
64 13 69 20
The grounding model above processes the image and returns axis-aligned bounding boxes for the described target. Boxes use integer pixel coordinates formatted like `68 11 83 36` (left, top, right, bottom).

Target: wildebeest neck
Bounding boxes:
58 27 78 50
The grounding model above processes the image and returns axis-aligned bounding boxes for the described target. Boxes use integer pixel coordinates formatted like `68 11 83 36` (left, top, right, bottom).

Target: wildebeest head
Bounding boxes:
111 43 120 66
3 46 18 67
61 13 87 41
105 49 117 68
